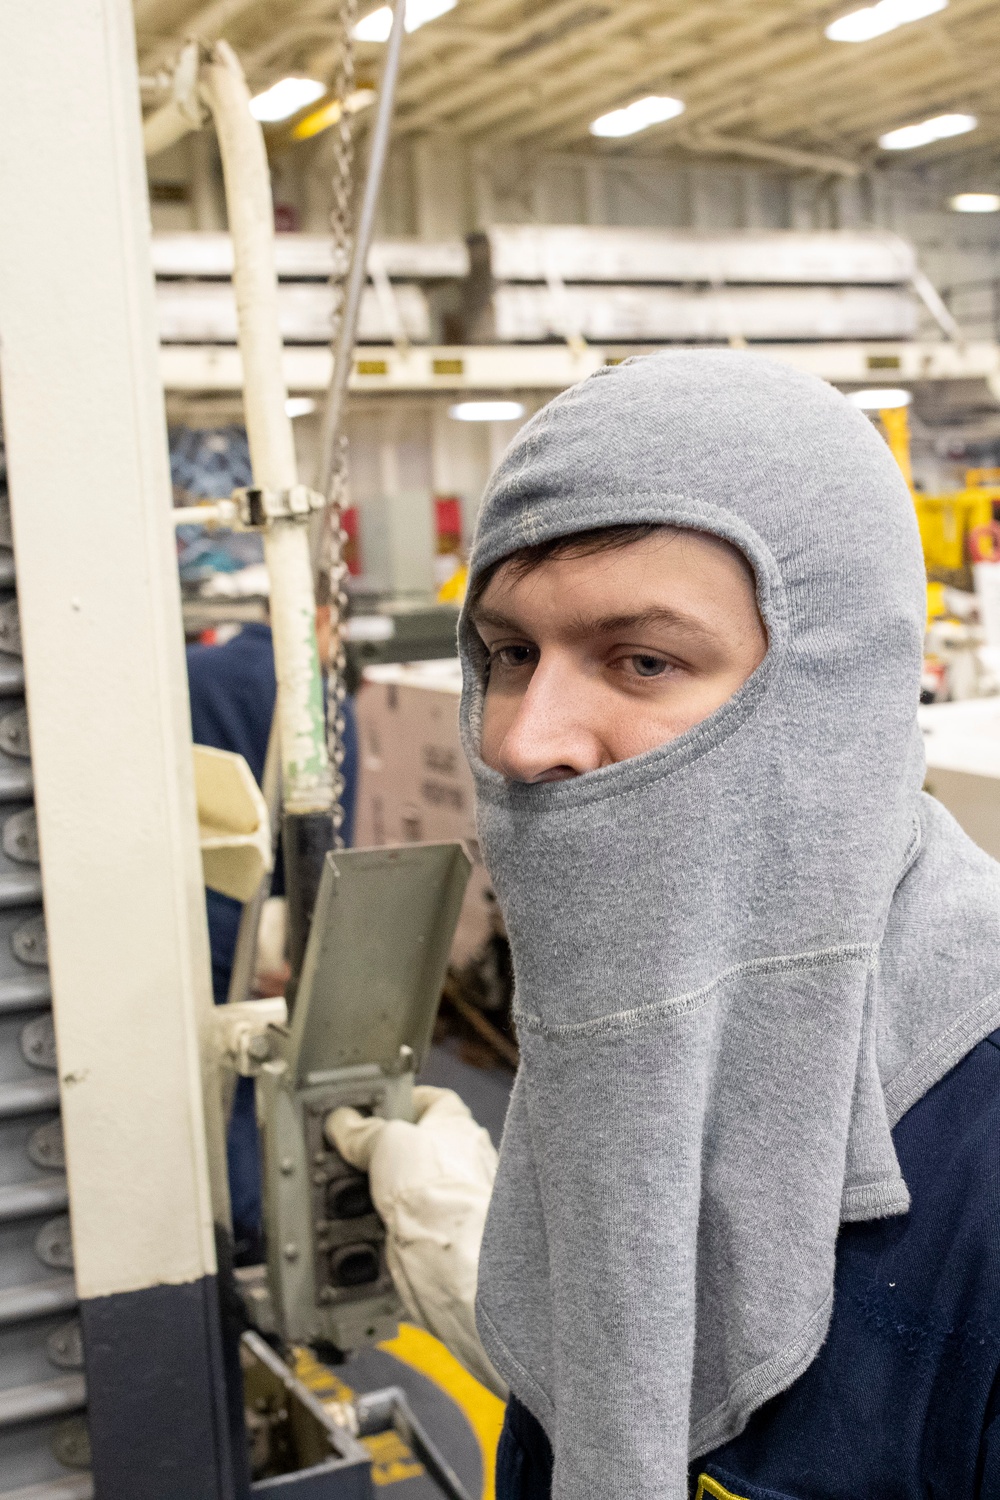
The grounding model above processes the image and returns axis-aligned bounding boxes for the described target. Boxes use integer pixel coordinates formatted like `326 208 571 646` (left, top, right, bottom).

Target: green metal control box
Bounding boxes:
259 842 471 1351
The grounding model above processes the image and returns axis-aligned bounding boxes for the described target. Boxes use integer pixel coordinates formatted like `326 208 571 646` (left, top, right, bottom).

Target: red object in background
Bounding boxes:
341 506 361 576
434 496 463 553
968 522 1000 563
273 203 299 233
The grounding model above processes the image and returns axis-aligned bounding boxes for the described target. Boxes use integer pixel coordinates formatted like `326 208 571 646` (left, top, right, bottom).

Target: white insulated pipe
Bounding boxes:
142 38 205 158
172 499 239 527
143 95 198 157
200 42 332 815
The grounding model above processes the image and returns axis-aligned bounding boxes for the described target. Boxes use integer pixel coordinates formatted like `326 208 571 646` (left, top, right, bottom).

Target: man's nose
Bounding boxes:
495 654 606 781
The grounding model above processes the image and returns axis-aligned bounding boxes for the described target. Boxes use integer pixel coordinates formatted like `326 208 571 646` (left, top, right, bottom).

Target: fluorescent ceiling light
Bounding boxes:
285 397 317 418
249 76 325 123
354 0 456 43
950 192 1000 213
448 401 525 422
353 6 393 41
590 95 685 140
848 388 912 409
878 112 976 150
826 0 946 44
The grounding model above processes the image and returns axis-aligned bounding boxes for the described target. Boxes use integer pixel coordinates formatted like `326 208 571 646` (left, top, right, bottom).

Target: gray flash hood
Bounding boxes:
456 351 1000 1498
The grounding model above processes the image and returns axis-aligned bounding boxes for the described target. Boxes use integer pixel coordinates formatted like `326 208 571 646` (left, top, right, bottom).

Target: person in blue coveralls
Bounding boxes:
324 354 1000 1500
187 588 358 1266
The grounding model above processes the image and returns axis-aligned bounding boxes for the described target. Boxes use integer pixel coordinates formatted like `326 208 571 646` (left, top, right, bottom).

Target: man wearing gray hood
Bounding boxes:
331 351 1000 1499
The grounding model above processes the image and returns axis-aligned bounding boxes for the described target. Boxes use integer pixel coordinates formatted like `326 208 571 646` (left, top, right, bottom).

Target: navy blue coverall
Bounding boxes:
497 1029 1000 1500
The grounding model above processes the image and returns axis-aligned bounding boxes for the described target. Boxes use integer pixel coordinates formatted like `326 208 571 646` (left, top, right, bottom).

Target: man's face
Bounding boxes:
473 529 767 783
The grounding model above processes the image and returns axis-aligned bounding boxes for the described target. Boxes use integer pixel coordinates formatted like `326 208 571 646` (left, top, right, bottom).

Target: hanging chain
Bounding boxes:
323 0 358 846
328 0 357 338
326 440 351 847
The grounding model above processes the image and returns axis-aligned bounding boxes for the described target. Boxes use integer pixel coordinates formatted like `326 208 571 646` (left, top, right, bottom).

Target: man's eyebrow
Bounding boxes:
470 605 522 632
566 607 719 642
471 603 720 643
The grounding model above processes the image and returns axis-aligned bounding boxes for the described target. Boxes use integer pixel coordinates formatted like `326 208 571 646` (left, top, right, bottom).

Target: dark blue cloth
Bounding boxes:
186 622 358 1255
496 1030 1000 1500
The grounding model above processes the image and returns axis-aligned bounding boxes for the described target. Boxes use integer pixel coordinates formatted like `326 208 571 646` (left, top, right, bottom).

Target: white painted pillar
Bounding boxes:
412 136 471 240
0 1 237 1491
190 128 227 231
583 160 610 226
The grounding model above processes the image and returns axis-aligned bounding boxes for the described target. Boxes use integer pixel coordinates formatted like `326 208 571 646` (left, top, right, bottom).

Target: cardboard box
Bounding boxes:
355 660 495 968
920 699 1000 861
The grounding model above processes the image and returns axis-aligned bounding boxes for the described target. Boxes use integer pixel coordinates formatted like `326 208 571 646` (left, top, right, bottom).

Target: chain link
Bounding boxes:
326 439 351 845
328 0 357 346
325 0 357 847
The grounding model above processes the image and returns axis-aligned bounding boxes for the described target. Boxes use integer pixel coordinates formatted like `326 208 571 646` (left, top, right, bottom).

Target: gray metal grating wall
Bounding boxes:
0 421 91 1500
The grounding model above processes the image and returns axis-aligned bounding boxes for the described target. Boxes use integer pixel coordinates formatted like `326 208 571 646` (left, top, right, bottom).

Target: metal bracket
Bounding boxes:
210 998 288 1077
173 39 210 130
355 1387 473 1500
142 39 210 157
233 484 327 528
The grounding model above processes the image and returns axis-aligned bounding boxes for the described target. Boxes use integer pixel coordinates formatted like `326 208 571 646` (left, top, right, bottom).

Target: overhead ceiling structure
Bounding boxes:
134 0 1000 175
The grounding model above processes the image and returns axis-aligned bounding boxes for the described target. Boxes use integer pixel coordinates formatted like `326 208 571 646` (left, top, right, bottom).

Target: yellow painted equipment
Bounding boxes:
880 406 913 489
914 487 995 577
878 406 1000 582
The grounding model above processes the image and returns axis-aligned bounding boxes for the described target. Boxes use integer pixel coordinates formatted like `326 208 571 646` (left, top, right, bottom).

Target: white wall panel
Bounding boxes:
0 0 225 1301
488 284 918 343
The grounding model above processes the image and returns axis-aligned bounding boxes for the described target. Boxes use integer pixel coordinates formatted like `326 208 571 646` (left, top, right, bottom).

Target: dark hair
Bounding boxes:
468 523 663 612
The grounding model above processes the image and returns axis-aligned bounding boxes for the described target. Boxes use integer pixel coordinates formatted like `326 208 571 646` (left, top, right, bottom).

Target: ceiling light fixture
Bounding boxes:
848 388 912 409
285 397 317 419
878 112 976 149
354 0 456 43
950 192 1000 213
826 0 946 44
249 76 326 122
590 95 685 140
291 88 376 142
448 401 525 422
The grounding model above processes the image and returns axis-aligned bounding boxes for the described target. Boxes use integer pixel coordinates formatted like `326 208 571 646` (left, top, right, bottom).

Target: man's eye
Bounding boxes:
491 644 536 669
628 653 670 678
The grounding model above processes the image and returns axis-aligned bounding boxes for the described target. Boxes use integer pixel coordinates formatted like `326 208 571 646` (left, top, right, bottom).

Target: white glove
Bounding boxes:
326 1086 507 1399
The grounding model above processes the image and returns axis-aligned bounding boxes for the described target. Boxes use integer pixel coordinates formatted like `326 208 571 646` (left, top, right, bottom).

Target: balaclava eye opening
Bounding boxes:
457 350 1000 1500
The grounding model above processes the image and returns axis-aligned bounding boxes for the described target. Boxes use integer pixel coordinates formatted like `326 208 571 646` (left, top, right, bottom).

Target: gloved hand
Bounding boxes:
326 1086 506 1399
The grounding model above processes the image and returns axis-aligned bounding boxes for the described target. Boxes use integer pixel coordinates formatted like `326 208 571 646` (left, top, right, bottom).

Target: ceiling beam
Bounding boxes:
416 0 767 143
138 0 271 71
680 130 861 177
134 0 1000 178
392 0 689 136
703 6 996 145
519 9 824 148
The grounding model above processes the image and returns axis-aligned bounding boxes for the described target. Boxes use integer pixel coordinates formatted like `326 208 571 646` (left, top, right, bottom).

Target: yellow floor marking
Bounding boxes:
292 1344 426 1484
291 1345 356 1402
292 1327 503 1494
379 1323 505 1500
363 1428 425 1485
